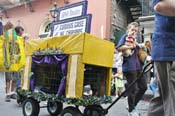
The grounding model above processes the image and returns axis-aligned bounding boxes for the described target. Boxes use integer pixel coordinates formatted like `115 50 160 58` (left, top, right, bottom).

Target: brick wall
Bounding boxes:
110 0 128 38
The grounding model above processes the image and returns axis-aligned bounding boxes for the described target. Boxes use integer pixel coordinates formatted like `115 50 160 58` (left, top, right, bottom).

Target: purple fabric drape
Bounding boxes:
57 76 66 96
32 54 68 76
30 75 35 91
30 54 68 96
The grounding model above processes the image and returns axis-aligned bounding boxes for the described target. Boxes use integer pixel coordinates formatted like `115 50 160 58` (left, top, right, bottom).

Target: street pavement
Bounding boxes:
0 90 152 116
0 73 152 116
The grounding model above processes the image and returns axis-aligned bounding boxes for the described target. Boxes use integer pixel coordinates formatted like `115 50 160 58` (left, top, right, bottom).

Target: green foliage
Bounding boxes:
17 89 112 106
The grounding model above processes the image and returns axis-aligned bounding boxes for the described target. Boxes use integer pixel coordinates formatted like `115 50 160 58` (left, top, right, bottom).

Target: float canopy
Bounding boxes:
25 33 114 67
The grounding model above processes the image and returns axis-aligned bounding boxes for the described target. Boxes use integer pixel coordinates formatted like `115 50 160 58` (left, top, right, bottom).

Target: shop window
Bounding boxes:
39 20 51 39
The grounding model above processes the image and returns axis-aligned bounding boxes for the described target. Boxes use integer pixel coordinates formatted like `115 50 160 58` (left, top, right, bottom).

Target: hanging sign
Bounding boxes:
51 0 92 37
57 1 87 21
51 14 92 36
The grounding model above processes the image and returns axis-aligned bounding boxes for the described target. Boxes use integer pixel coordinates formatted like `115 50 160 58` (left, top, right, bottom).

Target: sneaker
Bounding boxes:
115 95 118 98
5 95 11 102
126 105 129 110
128 110 140 116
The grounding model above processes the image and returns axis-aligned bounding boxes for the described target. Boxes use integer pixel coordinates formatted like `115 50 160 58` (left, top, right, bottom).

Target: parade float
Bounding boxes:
17 32 114 116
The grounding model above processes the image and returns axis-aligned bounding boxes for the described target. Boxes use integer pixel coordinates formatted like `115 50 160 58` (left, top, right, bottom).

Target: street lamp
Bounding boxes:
50 2 58 22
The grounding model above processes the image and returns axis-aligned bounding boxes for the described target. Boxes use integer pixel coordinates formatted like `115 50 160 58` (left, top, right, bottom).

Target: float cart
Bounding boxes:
17 33 114 116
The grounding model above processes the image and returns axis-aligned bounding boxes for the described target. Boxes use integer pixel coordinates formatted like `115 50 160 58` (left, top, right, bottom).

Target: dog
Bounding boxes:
138 41 151 64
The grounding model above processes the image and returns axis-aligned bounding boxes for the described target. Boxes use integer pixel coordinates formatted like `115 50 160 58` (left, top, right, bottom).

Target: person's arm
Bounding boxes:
116 34 135 52
154 0 175 17
117 44 134 52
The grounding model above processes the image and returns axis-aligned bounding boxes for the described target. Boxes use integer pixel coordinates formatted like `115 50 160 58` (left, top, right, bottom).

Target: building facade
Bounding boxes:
0 0 153 41
1 0 111 40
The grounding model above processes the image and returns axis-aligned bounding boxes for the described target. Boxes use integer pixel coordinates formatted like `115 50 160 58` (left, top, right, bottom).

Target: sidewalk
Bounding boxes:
107 85 153 116
0 72 153 116
111 96 152 116
0 72 5 93
0 87 153 116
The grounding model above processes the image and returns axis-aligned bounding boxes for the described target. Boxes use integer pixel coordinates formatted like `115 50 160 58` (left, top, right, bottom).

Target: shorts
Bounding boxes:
5 72 18 82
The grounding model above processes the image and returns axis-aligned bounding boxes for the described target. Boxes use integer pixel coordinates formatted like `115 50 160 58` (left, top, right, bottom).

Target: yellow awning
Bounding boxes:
25 33 114 67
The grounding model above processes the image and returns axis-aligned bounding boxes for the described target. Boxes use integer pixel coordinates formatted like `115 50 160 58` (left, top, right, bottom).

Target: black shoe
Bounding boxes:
10 94 17 99
5 95 11 102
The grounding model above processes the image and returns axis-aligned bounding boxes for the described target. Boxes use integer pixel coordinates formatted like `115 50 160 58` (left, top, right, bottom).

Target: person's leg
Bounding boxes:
124 71 138 112
5 73 11 102
16 72 21 88
116 78 124 96
5 80 10 94
134 72 147 106
117 87 122 96
165 61 175 116
11 79 16 92
147 91 164 116
10 72 18 99
148 61 175 116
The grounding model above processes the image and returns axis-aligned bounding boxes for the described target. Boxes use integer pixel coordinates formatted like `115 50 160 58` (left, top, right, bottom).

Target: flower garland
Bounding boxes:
17 89 112 106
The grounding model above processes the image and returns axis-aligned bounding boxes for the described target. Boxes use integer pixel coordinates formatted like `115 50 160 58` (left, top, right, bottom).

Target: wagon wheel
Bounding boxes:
22 98 40 116
84 105 105 116
60 106 83 116
47 101 63 116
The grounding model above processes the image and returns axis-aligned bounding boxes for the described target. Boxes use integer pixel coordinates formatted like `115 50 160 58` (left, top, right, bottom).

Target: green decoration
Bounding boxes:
13 29 18 40
33 44 64 55
17 89 112 106
4 30 11 69
3 29 21 70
